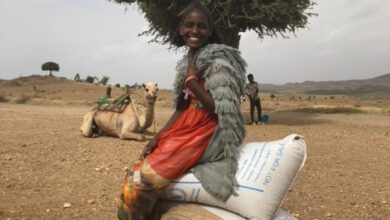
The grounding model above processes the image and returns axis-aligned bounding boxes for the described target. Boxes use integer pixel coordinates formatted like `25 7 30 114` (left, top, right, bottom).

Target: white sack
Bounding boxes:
161 134 306 220
203 206 297 220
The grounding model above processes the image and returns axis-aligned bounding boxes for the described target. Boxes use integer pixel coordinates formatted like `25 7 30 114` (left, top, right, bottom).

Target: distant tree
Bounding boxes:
124 84 130 93
99 76 110 85
86 76 95 83
115 83 121 88
130 83 143 89
109 0 316 48
270 93 276 101
41 62 60 76
93 76 100 84
74 73 81 82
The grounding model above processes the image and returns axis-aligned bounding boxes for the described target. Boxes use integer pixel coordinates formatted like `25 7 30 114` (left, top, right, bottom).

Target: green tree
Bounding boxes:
99 76 110 85
110 0 316 48
115 83 121 88
86 76 95 83
41 62 60 76
130 83 141 88
270 93 276 101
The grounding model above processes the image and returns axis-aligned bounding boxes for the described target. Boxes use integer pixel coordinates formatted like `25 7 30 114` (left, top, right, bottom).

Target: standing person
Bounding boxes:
116 1 247 219
245 74 262 125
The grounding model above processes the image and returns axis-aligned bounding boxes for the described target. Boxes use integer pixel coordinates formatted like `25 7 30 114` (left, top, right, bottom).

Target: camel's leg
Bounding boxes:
119 131 146 141
80 111 95 137
142 130 157 136
118 118 146 141
144 134 155 141
119 124 146 141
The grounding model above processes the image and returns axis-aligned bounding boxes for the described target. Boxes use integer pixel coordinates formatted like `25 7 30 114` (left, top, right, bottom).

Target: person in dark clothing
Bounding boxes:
245 74 262 125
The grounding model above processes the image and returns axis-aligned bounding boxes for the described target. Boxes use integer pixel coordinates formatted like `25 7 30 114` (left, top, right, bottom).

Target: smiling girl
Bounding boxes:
117 1 247 219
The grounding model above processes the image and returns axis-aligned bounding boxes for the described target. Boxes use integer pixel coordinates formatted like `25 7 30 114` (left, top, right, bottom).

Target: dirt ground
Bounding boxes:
0 76 389 220
1 102 389 220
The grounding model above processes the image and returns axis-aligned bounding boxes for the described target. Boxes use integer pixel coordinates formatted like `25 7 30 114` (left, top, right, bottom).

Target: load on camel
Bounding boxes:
80 83 158 141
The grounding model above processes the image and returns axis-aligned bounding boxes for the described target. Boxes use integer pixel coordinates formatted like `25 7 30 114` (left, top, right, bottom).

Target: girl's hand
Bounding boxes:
140 135 159 160
186 53 207 78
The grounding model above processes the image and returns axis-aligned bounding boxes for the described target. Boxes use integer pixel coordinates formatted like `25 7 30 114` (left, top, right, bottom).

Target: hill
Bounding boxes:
261 73 390 98
0 75 173 107
1 74 389 115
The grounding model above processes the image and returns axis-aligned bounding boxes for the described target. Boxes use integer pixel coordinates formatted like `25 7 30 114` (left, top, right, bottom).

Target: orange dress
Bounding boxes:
146 84 217 180
118 81 218 220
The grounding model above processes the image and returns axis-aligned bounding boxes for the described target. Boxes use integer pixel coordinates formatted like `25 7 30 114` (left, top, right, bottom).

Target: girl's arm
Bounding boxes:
140 109 183 159
185 53 215 114
186 80 215 113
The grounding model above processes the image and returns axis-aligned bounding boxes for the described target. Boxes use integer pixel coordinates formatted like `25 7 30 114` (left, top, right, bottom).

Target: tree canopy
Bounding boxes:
110 0 316 48
86 76 95 83
41 62 60 76
100 76 110 86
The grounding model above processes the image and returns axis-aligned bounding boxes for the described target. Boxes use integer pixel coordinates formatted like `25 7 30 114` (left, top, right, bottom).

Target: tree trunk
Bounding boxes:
217 27 241 49
105 87 112 98
49 70 53 77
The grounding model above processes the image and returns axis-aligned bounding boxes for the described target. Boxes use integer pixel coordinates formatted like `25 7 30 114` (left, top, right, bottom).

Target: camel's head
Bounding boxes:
142 83 158 102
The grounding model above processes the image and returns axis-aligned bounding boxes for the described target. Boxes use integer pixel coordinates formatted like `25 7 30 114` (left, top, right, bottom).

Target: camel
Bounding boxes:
80 83 158 141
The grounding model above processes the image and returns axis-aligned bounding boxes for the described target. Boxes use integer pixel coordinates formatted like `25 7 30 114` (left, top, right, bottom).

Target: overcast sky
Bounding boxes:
1 0 389 88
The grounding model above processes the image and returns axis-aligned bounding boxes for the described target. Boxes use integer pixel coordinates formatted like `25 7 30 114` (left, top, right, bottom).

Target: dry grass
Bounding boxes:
291 106 363 114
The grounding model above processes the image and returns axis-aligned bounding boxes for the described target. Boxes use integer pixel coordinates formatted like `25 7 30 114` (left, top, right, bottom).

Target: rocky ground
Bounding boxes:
0 75 389 220
1 103 389 220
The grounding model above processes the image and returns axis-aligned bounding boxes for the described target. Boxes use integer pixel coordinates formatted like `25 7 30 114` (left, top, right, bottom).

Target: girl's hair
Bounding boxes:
171 0 222 47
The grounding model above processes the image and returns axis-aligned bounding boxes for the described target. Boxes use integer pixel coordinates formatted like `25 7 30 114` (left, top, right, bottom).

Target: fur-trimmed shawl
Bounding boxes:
172 44 247 200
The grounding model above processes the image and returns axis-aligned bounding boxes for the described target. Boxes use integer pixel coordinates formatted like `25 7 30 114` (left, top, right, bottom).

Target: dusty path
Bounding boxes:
0 103 389 219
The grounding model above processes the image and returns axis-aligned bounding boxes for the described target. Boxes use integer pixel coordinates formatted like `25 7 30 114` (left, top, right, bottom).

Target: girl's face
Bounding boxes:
179 9 212 51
